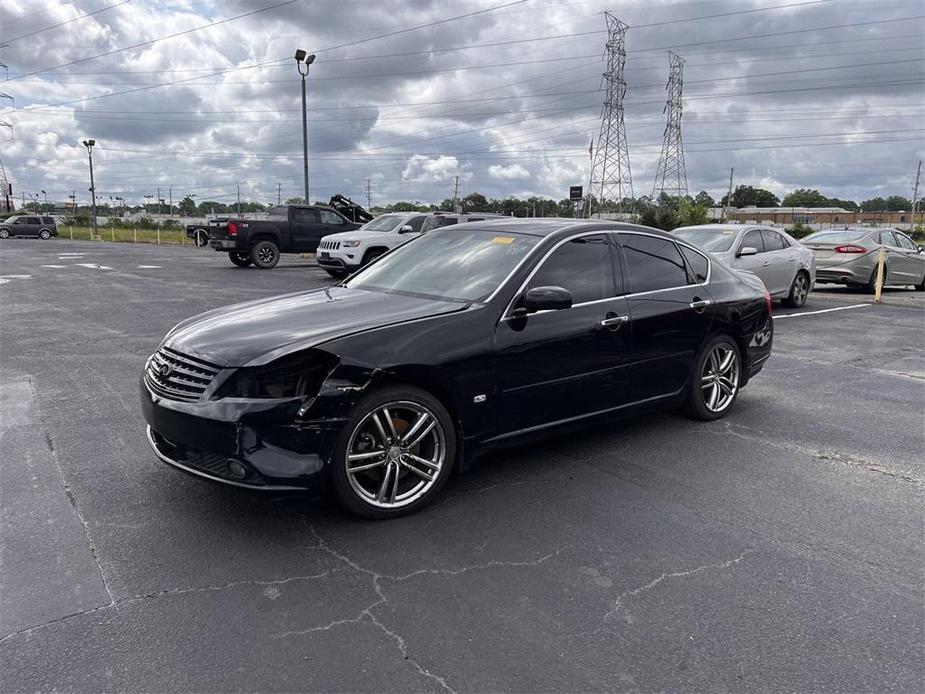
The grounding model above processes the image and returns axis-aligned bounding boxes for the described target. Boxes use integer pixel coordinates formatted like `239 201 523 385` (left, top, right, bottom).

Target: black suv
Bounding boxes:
0 215 58 239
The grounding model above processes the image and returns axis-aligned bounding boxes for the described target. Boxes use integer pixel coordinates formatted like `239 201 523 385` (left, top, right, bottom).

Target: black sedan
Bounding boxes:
141 220 773 518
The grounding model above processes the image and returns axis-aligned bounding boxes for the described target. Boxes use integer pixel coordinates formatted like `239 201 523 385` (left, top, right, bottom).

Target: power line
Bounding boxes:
5 0 304 81
2 0 131 44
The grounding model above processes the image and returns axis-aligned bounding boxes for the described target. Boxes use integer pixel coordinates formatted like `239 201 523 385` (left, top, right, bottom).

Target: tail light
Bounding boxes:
227 221 238 236
763 285 772 316
834 244 865 253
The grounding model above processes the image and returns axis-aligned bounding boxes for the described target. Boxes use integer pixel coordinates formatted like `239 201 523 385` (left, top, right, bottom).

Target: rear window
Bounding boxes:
803 230 867 244
619 233 689 293
679 246 709 283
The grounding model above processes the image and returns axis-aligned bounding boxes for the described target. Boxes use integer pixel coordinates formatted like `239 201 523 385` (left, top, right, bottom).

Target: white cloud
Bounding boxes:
488 163 530 180
401 155 470 183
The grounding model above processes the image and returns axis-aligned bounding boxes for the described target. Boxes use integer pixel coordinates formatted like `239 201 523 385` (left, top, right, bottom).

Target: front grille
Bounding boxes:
149 429 264 485
145 347 221 402
319 239 341 250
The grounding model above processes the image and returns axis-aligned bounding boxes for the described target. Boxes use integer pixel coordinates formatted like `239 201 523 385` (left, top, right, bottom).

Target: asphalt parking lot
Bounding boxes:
2 239 923 692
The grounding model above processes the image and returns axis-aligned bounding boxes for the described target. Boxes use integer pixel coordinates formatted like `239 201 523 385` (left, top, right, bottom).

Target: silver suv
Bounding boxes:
316 211 505 278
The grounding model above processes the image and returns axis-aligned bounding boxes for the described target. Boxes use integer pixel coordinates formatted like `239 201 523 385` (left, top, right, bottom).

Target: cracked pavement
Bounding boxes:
1 241 923 692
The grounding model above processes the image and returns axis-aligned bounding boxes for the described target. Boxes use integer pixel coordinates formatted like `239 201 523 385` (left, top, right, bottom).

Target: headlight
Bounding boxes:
214 351 337 399
340 240 361 247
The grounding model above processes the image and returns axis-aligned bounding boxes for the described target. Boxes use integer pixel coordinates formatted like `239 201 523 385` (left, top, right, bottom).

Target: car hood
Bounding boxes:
323 230 401 243
163 286 465 367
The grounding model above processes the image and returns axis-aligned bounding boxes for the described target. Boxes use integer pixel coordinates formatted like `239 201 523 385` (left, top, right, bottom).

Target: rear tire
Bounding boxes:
0 229 10 239
39 229 52 239
228 252 252 267
782 271 809 307
250 240 279 269
194 229 209 247
685 335 743 421
866 265 887 294
331 385 456 519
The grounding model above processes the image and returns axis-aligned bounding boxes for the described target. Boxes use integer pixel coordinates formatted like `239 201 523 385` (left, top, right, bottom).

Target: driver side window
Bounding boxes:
741 229 764 253
320 210 345 225
527 235 614 304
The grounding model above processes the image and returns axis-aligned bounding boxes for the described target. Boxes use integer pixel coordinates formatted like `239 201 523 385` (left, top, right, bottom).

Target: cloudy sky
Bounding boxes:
1 0 923 208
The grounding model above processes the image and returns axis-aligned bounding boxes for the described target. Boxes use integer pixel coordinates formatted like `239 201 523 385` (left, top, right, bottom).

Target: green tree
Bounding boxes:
462 192 490 211
285 197 306 205
694 191 715 207
884 195 912 211
720 185 780 208
781 188 830 207
178 196 197 216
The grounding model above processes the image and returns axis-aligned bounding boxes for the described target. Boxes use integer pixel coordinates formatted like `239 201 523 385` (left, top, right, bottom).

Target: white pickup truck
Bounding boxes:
316 211 503 278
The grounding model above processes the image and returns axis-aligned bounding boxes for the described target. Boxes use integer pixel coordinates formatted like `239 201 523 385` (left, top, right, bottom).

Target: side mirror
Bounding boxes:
399 224 414 233
917 244 925 254
737 246 759 257
523 286 573 313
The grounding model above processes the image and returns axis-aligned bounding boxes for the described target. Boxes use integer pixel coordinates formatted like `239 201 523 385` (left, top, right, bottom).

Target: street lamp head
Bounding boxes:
304 53 316 65
294 49 307 62
82 138 95 148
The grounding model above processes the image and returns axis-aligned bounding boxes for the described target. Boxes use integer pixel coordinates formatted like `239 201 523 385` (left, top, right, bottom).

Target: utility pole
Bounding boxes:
588 13 633 218
453 175 461 212
365 177 372 210
277 182 282 206
652 52 688 203
157 187 162 215
724 167 734 222
168 187 172 216
236 184 241 217
910 160 922 232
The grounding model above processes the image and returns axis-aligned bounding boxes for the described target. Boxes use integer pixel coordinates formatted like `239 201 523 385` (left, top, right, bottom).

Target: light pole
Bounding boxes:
41 189 48 209
82 139 98 238
294 49 316 203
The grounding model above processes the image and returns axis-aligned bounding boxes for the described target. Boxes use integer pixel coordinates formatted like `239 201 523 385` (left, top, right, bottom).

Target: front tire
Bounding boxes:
39 229 52 239
194 229 209 247
331 385 456 519
685 335 742 421
782 271 809 307
324 268 348 279
867 264 887 294
362 249 385 266
0 229 10 239
251 240 280 269
228 252 252 267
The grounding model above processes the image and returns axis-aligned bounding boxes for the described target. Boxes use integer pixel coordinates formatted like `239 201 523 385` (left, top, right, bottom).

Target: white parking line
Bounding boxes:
136 265 162 269
41 264 68 268
773 303 871 319
76 263 113 270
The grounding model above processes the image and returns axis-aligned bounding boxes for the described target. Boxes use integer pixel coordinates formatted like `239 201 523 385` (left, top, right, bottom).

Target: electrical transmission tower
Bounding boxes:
652 51 688 201
587 13 633 218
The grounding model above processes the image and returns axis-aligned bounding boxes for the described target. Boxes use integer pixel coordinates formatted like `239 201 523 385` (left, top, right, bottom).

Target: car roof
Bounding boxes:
446 218 670 239
675 224 748 232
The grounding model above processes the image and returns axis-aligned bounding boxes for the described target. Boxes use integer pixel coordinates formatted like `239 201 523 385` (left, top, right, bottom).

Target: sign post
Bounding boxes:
569 186 583 219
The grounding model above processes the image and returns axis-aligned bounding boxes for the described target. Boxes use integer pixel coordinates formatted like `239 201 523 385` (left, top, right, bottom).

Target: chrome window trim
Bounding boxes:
499 229 713 321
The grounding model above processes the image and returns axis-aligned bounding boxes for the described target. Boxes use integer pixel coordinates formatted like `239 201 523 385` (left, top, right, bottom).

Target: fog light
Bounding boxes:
226 459 247 479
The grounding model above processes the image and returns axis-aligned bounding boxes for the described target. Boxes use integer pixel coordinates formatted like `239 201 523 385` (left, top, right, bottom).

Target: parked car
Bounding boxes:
673 224 816 307
801 227 925 292
208 204 361 269
0 215 58 239
141 219 773 518
317 211 507 277
317 212 442 278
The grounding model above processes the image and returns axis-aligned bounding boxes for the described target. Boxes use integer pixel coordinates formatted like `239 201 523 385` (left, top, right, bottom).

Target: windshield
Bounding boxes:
673 227 738 252
345 229 541 302
802 230 867 244
361 214 406 232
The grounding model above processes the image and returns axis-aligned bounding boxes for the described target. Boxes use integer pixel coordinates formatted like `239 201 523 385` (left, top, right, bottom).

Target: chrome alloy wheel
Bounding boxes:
701 344 740 413
792 273 808 305
257 245 276 264
345 400 446 509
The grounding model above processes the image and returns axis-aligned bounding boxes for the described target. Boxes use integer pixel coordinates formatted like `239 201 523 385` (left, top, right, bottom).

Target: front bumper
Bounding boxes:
316 252 359 272
140 377 346 491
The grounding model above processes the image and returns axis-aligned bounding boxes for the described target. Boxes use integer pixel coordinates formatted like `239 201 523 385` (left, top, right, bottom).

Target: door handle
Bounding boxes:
689 299 713 311
762 261 770 266
600 315 629 327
